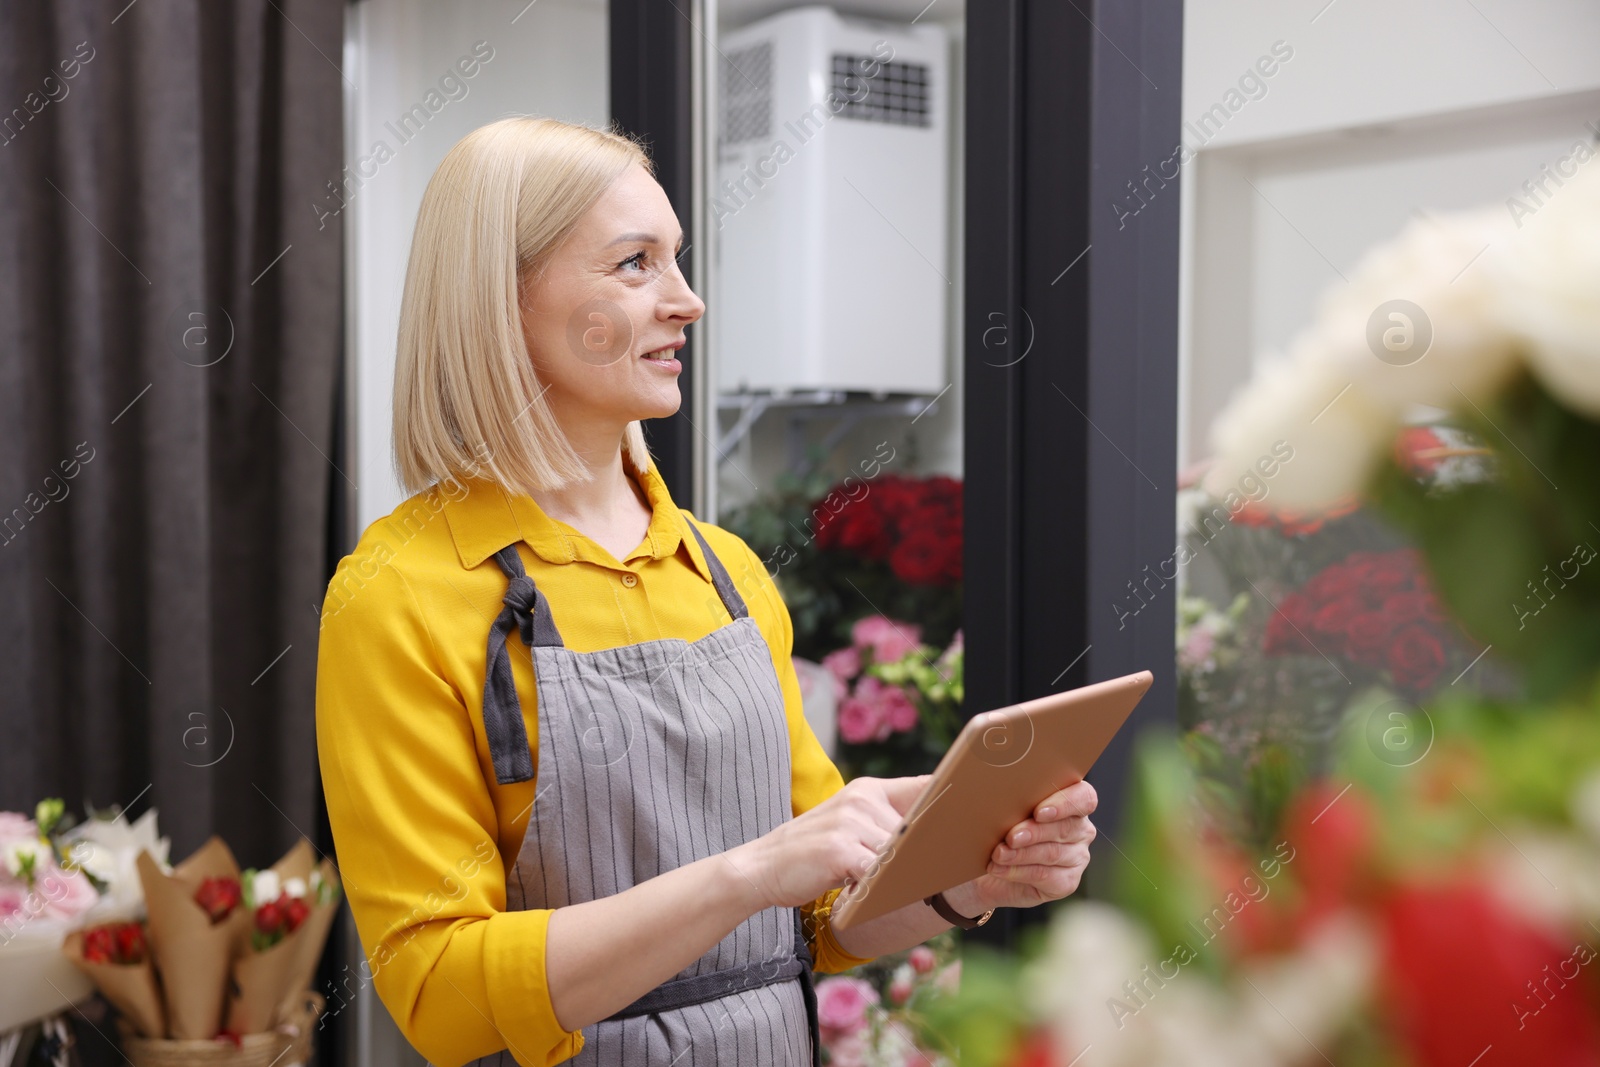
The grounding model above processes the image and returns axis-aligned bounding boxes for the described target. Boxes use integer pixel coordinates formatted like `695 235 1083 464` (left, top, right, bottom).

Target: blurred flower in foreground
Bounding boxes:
1203 157 1600 510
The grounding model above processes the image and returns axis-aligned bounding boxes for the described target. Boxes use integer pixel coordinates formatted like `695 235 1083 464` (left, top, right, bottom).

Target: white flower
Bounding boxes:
1489 159 1600 417
1202 339 1395 510
1025 902 1374 1067
283 877 308 900
59 808 169 917
1483 825 1600 931
252 869 282 904
67 841 119 885
1235 913 1376 1062
1204 160 1600 510
3 839 50 882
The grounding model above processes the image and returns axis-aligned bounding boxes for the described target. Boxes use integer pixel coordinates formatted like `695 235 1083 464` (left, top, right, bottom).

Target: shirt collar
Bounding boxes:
441 453 717 586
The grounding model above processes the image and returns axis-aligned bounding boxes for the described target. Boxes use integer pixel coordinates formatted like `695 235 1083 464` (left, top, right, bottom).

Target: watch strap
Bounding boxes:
925 892 994 929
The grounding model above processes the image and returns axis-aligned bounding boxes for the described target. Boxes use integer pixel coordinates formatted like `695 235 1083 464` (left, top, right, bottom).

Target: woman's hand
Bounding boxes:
723 775 928 911
940 780 1098 918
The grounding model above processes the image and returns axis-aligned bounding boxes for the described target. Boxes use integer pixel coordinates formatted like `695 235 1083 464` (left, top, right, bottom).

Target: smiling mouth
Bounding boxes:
641 341 684 360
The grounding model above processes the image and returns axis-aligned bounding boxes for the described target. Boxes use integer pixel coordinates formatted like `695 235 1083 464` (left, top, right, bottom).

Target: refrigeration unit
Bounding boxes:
714 5 950 397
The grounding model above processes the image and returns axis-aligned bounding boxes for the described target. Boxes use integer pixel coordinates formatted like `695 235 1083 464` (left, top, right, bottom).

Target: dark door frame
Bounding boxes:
963 0 1183 943
611 0 699 501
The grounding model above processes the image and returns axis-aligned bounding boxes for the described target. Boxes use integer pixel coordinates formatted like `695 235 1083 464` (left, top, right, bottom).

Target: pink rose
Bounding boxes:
35 866 99 922
908 945 937 974
0 813 36 845
880 683 919 733
0 885 27 921
822 647 862 700
823 1031 867 1067
851 615 922 665
816 976 878 1038
889 972 913 1005
1178 626 1216 670
838 690 892 744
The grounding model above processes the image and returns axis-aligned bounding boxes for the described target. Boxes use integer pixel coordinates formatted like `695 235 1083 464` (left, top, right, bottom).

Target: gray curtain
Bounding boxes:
0 0 344 870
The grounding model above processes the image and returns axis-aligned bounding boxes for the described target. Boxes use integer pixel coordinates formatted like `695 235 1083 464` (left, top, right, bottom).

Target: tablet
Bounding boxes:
828 670 1152 931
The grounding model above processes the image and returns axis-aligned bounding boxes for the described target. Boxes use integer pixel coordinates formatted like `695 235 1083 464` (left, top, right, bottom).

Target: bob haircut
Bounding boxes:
393 116 654 496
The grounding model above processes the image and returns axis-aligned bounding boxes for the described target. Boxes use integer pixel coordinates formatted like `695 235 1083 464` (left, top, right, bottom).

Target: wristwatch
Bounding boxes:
925 891 994 929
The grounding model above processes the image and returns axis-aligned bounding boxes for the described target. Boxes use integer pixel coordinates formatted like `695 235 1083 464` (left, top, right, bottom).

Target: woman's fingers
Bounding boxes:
991 838 1091 868
988 843 1092 883
1003 814 1096 849
878 774 931 816
1033 780 1098 822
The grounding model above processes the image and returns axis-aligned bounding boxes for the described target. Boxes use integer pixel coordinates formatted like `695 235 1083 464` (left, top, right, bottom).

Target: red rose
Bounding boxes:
1311 594 1364 636
1280 782 1377 932
82 922 146 965
872 476 925 522
1383 591 1434 624
1388 624 1446 691
83 925 116 964
1304 564 1355 601
284 896 311 933
1264 593 1316 654
1369 557 1415 594
1345 611 1398 667
843 506 893 559
114 922 146 964
890 529 956 586
1382 880 1600 1067
194 876 242 924
255 898 285 935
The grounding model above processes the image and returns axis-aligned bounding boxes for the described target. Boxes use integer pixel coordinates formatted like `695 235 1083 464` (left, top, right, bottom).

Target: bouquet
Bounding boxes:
134 838 249 1039
224 842 342 1035
817 937 962 1067
62 920 165 1040
821 617 964 778
0 799 167 1035
60 834 342 1052
723 469 963 660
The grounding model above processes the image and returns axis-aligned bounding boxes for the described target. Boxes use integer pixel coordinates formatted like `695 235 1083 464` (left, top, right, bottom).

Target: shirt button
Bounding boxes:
621 573 638 587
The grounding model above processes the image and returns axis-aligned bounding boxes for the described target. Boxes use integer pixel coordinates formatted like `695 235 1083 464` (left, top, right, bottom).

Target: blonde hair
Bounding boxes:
393 116 655 495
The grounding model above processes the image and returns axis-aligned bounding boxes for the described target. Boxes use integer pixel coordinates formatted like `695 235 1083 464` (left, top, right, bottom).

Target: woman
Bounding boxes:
315 116 1098 1067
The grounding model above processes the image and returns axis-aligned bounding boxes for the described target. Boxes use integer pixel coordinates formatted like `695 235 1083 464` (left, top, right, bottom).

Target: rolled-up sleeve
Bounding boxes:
315 542 583 1067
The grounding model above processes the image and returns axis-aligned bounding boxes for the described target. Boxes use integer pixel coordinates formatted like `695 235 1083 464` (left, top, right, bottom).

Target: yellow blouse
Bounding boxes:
314 457 869 1067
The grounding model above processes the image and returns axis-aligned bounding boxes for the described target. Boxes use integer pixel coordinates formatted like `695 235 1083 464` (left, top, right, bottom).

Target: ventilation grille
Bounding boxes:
721 41 773 145
831 54 931 127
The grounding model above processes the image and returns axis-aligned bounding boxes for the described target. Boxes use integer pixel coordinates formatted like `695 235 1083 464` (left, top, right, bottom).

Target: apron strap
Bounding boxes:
481 545 564 785
684 519 751 622
604 907 823 1067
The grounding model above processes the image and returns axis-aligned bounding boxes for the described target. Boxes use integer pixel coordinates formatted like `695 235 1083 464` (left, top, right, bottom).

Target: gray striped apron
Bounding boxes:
467 519 820 1067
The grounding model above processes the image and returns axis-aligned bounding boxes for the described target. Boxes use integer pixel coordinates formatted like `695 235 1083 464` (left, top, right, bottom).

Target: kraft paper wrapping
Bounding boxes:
62 929 167 1039
225 841 342 1034
136 838 248 1039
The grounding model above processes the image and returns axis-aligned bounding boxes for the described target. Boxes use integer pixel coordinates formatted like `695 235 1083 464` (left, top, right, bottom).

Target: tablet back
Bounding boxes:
830 670 1152 930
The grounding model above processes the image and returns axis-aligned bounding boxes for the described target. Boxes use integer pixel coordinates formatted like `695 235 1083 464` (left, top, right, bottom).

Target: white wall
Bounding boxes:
1179 0 1600 467
346 0 609 534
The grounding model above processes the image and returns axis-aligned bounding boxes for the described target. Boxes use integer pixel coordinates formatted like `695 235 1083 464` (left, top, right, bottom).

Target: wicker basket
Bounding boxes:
121 992 324 1067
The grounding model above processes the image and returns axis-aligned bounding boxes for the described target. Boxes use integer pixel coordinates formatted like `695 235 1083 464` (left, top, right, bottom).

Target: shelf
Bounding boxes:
715 388 946 477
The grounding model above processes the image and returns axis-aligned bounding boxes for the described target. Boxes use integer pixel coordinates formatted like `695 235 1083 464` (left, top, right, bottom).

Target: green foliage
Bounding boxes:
1102 732 1235 978
915 944 1036 1067
1370 374 1600 701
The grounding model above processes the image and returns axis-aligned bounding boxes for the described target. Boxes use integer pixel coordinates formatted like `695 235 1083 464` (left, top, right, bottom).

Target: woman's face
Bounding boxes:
519 164 705 438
